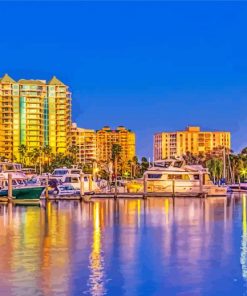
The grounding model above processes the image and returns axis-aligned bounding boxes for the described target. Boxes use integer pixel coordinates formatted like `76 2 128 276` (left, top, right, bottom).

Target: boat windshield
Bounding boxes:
154 161 172 168
16 180 26 185
147 174 162 179
60 185 74 190
52 170 68 176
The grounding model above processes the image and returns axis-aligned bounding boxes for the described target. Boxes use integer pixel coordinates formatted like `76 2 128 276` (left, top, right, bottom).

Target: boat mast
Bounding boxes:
223 147 226 182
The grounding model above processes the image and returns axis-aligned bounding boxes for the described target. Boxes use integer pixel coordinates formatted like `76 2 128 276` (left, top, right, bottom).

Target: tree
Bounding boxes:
43 145 52 161
183 151 198 165
140 157 149 174
68 145 79 164
111 144 122 177
241 147 247 155
18 144 27 166
82 163 93 174
206 158 223 183
27 148 40 172
131 156 139 178
49 153 74 172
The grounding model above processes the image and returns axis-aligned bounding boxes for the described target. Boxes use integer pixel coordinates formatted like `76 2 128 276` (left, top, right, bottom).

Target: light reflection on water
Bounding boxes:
0 196 247 295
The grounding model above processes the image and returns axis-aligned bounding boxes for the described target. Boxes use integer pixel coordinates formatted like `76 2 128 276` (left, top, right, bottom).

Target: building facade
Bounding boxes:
0 74 71 161
154 126 231 160
96 126 136 162
71 123 97 164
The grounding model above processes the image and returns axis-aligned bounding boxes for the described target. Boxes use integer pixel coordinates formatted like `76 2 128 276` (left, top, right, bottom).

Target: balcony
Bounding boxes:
1 103 13 108
2 91 12 96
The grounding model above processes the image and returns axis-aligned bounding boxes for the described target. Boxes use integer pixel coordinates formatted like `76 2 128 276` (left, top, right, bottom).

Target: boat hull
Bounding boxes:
145 181 227 196
0 186 45 200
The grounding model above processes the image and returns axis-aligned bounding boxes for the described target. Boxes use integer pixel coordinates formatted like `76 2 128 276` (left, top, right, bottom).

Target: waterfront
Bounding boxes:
0 196 247 295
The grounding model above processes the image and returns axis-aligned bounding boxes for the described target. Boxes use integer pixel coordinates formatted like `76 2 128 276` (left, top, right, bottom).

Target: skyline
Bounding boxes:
1 2 247 157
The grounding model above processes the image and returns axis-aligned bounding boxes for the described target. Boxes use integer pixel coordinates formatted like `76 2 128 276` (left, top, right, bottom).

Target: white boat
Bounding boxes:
0 162 28 189
228 183 247 193
62 173 99 193
50 167 82 181
143 159 227 196
56 185 79 197
0 162 45 202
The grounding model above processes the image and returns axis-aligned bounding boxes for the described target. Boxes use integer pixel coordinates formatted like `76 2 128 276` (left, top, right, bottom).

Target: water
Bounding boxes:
0 196 247 296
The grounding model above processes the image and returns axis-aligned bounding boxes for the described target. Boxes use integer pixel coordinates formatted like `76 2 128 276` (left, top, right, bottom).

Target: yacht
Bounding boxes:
62 173 99 193
0 162 27 188
50 167 82 181
143 159 227 196
0 162 44 201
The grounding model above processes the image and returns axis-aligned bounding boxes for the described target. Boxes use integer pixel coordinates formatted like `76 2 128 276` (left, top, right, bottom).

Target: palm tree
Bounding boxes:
132 156 139 178
241 147 247 155
183 151 198 165
206 158 223 183
68 145 79 164
42 145 52 168
27 148 40 172
140 157 149 175
18 144 27 166
111 144 122 178
229 154 242 183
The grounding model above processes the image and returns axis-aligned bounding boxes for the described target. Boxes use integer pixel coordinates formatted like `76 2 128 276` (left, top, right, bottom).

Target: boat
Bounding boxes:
141 159 227 197
228 183 247 193
0 186 45 203
50 167 83 182
62 173 99 193
0 162 45 203
53 184 80 199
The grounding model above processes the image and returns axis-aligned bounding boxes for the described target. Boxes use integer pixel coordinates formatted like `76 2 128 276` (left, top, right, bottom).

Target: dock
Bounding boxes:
38 191 209 200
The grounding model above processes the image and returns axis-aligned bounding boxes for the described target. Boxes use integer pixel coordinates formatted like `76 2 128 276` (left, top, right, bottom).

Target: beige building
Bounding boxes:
71 123 97 164
0 74 71 161
154 126 231 160
96 126 136 162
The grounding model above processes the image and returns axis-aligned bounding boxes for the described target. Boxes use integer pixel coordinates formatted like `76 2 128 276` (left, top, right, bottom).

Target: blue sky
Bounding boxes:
1 2 247 158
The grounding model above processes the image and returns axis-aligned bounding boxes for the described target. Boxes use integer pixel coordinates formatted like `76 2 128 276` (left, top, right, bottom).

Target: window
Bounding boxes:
64 177 78 183
168 174 182 180
167 174 190 180
52 169 68 176
147 174 162 179
71 170 81 175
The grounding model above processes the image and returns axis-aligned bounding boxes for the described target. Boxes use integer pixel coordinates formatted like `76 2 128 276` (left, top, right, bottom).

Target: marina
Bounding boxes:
0 160 231 204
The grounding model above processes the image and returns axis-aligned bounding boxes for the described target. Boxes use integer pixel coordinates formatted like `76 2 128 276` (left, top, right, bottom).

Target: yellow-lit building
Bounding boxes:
0 74 71 161
71 123 96 164
96 126 136 162
154 126 231 160
0 74 17 160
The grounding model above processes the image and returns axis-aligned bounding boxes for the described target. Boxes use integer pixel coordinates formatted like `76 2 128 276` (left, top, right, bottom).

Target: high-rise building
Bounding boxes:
96 126 136 163
0 74 71 161
0 74 18 160
71 123 97 164
154 126 231 160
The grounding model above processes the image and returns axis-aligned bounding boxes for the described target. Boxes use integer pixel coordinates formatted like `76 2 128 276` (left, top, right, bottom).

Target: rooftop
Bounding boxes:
48 76 65 86
0 74 16 84
18 79 46 85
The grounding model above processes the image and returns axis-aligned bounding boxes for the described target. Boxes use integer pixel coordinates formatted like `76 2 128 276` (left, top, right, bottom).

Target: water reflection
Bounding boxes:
0 196 246 295
241 194 247 283
87 202 106 295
